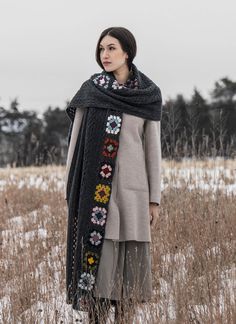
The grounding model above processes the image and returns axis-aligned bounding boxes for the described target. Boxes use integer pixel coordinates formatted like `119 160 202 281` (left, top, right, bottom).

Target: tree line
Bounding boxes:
0 77 235 167
162 77 236 159
0 101 70 167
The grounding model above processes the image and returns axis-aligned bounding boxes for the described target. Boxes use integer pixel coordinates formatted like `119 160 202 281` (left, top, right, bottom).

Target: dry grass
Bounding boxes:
162 157 236 170
0 161 235 323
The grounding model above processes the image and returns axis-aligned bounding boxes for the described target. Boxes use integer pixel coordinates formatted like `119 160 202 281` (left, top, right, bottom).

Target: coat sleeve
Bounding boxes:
64 107 85 199
143 119 162 205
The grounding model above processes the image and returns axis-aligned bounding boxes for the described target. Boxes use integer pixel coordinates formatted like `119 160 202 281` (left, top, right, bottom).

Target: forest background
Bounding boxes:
1 76 236 167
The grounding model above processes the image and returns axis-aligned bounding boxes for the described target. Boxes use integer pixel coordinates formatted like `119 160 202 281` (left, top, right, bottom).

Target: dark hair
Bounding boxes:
95 27 137 70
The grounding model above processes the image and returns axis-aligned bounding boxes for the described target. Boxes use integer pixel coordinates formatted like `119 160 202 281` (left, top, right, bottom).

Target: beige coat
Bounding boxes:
65 108 161 242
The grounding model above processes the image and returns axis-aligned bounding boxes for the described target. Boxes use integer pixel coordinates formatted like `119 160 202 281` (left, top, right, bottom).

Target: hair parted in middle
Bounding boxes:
95 26 137 70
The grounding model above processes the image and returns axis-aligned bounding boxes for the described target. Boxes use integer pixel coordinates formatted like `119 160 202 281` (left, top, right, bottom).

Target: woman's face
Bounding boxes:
99 35 128 72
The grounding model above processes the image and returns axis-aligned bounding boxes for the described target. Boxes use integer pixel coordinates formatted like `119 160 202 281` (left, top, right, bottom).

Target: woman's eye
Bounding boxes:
99 47 115 51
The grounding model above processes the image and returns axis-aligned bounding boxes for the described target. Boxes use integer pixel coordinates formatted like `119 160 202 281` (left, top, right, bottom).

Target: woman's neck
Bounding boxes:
112 64 131 85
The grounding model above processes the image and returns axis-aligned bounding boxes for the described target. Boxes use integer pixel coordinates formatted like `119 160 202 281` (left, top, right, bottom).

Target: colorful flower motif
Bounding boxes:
83 251 99 271
106 115 122 135
89 231 103 246
92 70 138 90
94 184 111 203
102 138 119 158
111 77 139 90
99 163 113 180
78 272 95 291
111 80 126 90
125 78 139 89
92 74 110 88
91 206 107 226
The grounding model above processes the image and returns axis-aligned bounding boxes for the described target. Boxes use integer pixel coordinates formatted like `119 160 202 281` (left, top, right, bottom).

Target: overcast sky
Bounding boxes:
1 0 235 113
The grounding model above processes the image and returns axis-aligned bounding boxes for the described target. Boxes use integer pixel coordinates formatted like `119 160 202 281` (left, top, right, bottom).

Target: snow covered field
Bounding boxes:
162 158 236 195
0 159 235 323
1 158 235 195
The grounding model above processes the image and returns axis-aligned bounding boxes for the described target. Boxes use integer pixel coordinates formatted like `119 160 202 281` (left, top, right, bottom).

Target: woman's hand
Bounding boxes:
149 203 160 227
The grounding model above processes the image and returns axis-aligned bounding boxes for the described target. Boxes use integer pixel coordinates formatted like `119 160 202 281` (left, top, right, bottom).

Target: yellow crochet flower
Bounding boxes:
94 184 111 203
88 257 95 265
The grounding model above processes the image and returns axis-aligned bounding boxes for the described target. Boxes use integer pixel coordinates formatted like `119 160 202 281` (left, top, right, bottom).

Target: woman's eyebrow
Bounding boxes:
99 43 116 47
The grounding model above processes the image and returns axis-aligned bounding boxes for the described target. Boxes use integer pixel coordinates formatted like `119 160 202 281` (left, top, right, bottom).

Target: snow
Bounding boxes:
0 171 65 192
2 213 233 323
0 163 235 322
161 166 236 194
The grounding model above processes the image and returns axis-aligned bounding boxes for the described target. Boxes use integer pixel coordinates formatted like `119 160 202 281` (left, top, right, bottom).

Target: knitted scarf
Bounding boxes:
65 62 162 310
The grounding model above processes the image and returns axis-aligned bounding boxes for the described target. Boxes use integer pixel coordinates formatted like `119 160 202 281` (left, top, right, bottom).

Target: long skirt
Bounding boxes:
92 239 152 302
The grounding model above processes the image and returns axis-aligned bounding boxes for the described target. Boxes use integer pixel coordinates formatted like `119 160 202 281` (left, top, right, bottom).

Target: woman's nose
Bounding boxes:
102 49 109 58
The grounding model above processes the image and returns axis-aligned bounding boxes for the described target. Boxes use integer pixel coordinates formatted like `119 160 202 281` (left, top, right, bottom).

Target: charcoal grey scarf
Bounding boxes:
65 62 162 310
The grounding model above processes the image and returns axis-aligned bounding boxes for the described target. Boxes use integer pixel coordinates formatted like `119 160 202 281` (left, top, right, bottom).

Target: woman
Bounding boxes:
65 26 162 323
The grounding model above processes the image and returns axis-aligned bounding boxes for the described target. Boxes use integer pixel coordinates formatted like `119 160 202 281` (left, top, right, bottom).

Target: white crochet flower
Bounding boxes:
89 231 103 246
91 206 107 226
112 80 124 89
93 74 110 87
106 115 122 134
78 272 95 290
100 163 112 179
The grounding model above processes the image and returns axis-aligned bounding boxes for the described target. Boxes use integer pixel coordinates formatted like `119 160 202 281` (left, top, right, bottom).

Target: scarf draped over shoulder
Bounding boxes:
65 63 162 310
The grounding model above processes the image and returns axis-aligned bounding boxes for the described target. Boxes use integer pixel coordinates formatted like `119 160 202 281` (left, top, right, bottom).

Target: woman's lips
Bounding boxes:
103 62 111 66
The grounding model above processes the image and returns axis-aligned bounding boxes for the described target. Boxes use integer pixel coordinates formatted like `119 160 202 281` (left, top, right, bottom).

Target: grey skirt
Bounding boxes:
92 239 152 302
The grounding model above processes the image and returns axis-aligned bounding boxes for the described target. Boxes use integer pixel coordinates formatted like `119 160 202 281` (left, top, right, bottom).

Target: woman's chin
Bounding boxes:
103 65 114 72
